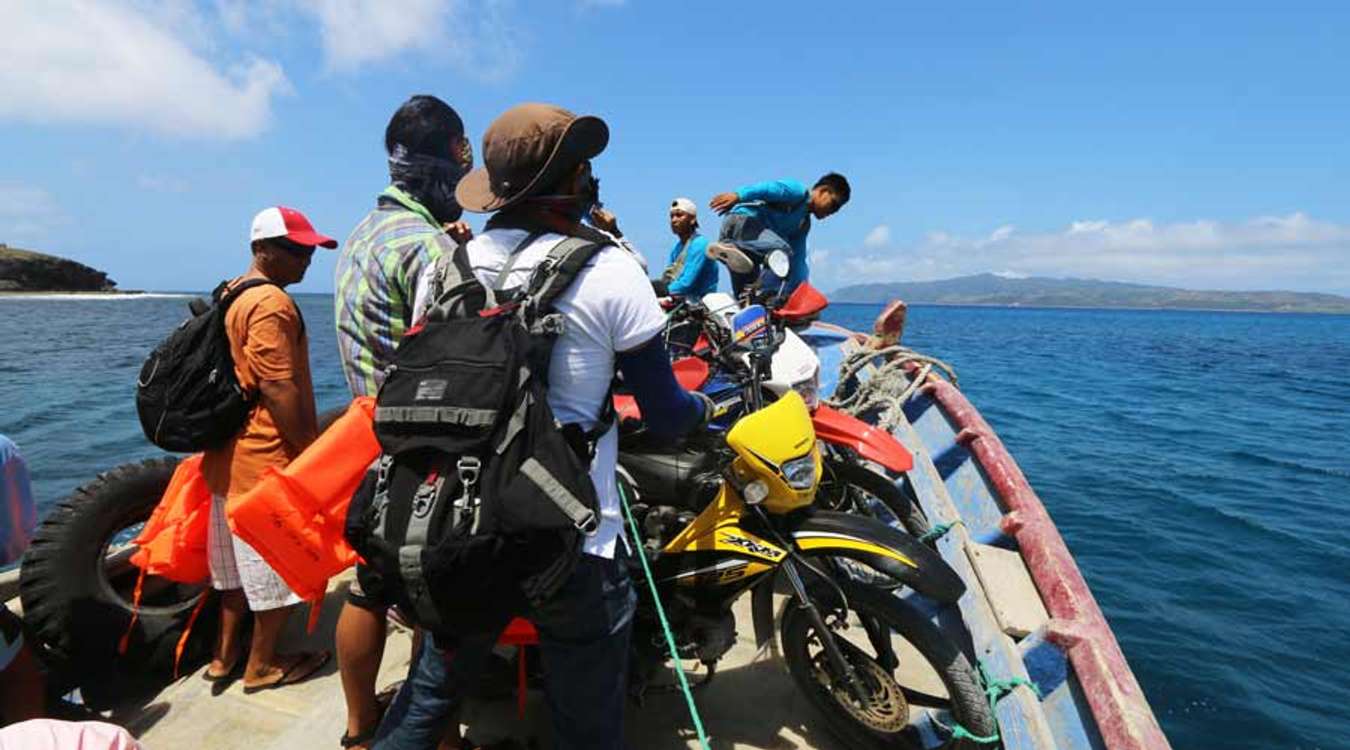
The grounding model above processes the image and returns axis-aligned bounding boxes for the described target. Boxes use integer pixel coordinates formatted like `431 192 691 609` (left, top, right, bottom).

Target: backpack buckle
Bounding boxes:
574 511 599 536
457 456 481 488
536 313 565 336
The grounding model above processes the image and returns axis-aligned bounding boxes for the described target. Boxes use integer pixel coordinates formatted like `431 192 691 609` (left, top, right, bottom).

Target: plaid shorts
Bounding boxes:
208 494 301 611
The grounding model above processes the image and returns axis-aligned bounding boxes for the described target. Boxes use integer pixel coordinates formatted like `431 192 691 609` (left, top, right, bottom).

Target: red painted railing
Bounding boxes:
923 378 1171 750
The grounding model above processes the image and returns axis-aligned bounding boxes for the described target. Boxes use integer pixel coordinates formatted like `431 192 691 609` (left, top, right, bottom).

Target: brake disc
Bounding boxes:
809 638 909 733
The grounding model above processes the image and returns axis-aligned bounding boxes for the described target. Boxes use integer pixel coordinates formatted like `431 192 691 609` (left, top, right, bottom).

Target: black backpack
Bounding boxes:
346 233 611 636
136 279 281 452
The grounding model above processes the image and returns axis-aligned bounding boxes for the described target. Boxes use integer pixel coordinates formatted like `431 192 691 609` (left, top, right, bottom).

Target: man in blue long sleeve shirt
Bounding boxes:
707 172 850 296
658 197 717 298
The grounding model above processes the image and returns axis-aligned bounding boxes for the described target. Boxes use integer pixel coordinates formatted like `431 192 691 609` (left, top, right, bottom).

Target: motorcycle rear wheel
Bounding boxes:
780 581 996 749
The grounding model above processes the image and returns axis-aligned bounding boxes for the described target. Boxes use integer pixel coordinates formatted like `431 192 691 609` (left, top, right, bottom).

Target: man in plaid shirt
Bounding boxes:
332 95 473 750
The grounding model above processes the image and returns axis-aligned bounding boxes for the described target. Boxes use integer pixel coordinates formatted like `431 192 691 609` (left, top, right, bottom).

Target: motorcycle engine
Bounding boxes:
682 612 737 665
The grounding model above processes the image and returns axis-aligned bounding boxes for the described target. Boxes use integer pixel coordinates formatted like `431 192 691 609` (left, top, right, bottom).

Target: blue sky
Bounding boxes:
2 1 1349 295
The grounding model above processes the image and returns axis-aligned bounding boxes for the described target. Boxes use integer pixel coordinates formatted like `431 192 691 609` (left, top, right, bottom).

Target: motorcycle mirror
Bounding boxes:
766 250 790 278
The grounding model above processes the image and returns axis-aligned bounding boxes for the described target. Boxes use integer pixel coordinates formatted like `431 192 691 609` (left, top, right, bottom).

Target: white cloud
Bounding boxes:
306 0 455 70
302 0 521 80
816 213 1350 294
0 1 290 140
0 183 67 240
0 1 530 140
863 224 891 248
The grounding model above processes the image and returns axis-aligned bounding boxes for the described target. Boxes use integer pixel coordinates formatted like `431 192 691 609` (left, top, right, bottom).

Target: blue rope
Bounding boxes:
618 483 711 750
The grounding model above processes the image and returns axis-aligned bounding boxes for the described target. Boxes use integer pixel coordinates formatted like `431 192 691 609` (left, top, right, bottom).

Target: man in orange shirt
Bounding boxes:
200 206 335 692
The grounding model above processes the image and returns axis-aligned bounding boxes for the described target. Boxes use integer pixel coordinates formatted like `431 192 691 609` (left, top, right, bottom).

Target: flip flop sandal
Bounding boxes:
338 727 376 749
203 659 243 682
338 682 401 748
242 650 331 694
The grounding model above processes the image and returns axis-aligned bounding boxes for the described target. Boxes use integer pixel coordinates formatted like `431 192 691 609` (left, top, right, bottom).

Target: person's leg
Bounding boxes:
532 554 637 750
230 532 326 689
715 215 790 297
337 597 388 745
205 494 246 678
373 630 501 750
208 589 248 677
0 604 44 725
243 603 292 682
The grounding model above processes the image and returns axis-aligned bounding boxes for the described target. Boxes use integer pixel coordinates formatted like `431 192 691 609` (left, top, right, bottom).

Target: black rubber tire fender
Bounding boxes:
780 581 997 749
18 457 217 704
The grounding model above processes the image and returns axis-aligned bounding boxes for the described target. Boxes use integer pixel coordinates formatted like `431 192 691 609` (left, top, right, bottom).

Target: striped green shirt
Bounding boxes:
334 186 454 397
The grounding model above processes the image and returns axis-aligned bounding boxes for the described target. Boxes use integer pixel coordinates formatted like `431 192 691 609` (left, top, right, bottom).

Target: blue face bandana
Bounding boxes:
388 141 473 224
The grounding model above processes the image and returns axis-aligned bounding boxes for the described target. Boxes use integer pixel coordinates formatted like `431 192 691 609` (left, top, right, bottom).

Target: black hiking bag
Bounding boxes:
135 279 279 452
346 235 610 636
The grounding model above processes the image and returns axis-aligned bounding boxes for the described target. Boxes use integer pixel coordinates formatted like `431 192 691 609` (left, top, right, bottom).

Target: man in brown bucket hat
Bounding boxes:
363 103 711 750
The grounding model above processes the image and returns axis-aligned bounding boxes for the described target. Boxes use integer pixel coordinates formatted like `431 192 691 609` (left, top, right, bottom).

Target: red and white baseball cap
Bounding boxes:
249 206 338 249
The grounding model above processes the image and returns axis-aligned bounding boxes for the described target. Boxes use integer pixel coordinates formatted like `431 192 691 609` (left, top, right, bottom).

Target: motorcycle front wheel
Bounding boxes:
817 459 932 540
780 580 997 749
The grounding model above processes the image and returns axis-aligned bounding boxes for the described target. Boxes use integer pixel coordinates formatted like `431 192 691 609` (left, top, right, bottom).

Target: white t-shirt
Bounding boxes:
412 228 665 559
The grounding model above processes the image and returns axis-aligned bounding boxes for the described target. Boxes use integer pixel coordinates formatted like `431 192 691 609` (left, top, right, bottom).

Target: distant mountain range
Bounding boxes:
831 273 1350 314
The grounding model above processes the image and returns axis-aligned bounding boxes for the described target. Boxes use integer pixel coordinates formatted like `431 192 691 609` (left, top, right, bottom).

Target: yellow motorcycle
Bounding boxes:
620 303 997 748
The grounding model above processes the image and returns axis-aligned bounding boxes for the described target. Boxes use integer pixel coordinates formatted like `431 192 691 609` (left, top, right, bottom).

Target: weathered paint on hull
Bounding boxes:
804 320 1169 750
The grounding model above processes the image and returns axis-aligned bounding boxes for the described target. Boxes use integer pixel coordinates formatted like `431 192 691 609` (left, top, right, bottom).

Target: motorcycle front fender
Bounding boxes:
749 509 966 650
812 404 913 474
792 511 965 604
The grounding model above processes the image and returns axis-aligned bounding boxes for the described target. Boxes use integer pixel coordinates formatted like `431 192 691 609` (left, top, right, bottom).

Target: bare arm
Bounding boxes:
259 378 317 453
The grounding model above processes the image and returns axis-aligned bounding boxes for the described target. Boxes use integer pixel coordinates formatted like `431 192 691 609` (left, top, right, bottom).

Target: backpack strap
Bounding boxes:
522 236 609 316
214 278 306 336
520 236 617 455
425 242 481 321
492 231 545 291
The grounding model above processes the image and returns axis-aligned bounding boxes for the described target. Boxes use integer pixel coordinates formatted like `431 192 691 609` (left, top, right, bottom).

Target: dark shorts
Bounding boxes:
1 603 26 672
346 562 390 613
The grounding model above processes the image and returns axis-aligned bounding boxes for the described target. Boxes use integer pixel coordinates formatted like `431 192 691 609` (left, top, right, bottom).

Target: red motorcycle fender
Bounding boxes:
812 404 914 473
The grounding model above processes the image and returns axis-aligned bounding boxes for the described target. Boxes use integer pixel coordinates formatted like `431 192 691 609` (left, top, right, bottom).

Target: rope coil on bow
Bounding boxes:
824 345 959 431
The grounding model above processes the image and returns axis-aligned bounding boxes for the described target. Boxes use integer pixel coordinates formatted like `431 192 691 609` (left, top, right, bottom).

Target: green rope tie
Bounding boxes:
978 658 1043 704
618 483 712 750
918 519 964 544
932 658 1043 746
945 722 1001 745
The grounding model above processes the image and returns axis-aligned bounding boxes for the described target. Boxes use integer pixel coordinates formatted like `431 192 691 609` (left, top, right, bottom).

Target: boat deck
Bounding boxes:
104 573 848 750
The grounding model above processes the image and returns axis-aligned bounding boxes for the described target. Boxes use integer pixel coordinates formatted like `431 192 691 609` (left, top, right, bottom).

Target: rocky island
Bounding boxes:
0 243 119 293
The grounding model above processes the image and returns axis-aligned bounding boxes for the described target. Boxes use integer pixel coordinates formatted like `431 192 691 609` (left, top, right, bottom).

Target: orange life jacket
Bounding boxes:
124 453 213 667
130 453 212 584
226 397 379 601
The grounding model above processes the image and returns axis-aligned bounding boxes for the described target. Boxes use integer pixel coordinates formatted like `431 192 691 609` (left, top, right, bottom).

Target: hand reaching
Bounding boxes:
590 206 622 237
441 221 473 244
709 192 739 215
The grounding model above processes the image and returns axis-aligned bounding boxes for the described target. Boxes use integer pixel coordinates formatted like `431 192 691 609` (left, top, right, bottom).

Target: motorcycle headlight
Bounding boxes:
791 366 821 411
781 455 816 490
744 479 770 505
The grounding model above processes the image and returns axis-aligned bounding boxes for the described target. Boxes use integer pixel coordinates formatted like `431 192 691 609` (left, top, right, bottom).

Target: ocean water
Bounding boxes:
1 295 1347 749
